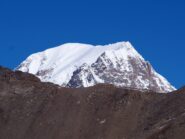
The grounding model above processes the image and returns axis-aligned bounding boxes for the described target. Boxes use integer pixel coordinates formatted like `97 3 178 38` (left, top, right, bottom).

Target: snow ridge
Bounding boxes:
17 41 176 93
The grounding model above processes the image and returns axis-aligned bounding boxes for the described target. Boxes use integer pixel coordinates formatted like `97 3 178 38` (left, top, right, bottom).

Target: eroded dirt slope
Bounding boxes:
0 66 185 139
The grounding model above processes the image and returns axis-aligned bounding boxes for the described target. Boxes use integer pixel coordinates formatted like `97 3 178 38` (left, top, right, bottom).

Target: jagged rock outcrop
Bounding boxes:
67 51 173 93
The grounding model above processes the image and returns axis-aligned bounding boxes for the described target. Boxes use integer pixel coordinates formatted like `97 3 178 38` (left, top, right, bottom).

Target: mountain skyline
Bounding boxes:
17 41 175 93
0 1 185 138
1 39 184 89
0 0 185 88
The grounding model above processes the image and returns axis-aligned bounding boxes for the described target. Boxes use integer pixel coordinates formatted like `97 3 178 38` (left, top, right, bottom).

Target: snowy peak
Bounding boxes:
67 50 175 92
17 41 176 93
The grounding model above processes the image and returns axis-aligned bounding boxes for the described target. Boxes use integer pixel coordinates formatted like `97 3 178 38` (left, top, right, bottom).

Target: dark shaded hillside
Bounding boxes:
0 66 185 139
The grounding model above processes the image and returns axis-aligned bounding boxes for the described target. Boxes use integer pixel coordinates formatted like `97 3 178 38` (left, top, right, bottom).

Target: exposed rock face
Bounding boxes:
0 67 185 139
67 51 174 93
16 42 175 93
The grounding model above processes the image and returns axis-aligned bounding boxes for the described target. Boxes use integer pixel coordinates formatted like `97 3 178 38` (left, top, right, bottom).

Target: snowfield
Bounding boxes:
17 41 176 93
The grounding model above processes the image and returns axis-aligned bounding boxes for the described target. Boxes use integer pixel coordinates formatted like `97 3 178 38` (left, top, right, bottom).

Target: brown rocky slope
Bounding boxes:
0 66 185 139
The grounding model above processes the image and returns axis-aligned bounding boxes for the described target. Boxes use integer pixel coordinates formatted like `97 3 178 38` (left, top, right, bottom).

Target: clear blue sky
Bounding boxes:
0 0 184 88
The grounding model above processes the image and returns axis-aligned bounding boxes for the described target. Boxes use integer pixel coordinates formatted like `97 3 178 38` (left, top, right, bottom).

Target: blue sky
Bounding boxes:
0 0 184 88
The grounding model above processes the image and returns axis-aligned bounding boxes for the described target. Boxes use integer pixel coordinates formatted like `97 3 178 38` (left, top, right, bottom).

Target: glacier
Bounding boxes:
16 41 176 93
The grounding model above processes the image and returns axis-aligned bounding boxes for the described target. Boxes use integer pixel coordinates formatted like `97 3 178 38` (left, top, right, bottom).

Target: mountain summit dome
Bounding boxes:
17 41 175 93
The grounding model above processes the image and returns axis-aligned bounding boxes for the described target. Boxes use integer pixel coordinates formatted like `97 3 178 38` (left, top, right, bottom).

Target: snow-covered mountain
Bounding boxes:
16 41 175 93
